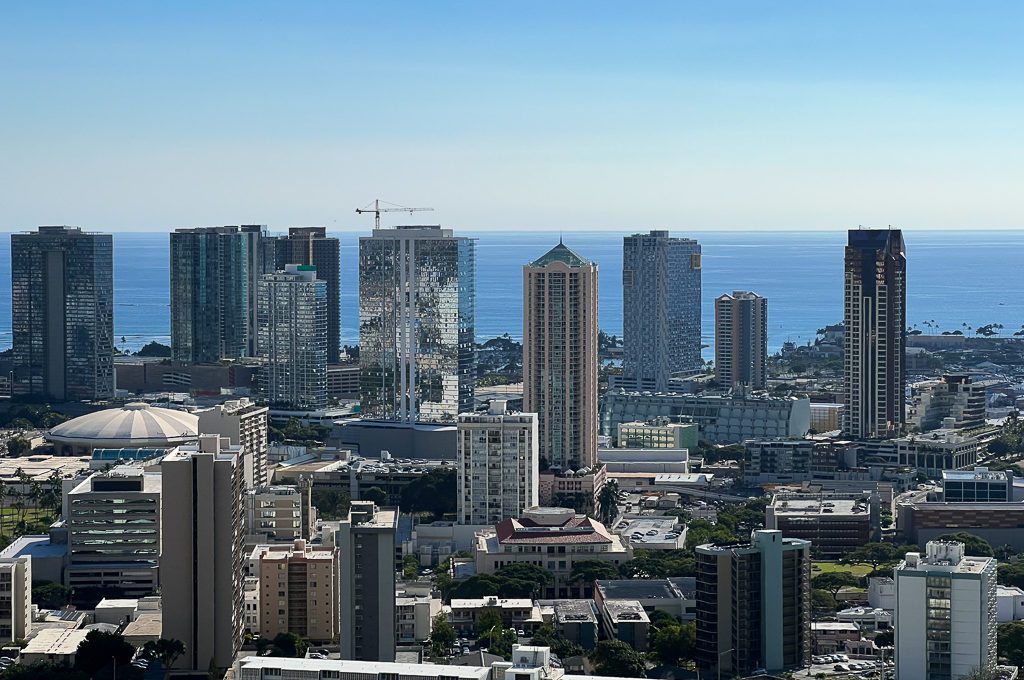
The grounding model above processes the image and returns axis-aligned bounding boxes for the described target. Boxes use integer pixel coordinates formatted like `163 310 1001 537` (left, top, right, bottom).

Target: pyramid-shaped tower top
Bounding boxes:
528 241 593 268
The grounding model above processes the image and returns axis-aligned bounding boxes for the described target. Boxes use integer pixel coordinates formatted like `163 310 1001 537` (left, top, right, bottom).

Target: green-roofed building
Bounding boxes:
523 240 599 470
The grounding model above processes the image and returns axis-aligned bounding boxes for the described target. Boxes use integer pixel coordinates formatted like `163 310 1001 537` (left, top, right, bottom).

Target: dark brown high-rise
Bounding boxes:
264 227 341 362
843 228 906 438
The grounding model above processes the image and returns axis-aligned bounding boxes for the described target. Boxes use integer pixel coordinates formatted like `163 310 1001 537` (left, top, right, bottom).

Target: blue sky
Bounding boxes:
1 1 1022 231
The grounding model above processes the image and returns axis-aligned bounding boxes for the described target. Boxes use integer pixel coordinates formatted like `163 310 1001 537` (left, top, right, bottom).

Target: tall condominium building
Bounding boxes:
0 557 31 643
198 398 270 488
11 226 114 401
170 225 264 364
332 501 397 661
457 400 539 526
695 530 811 677
264 227 341 362
256 539 340 644
715 290 768 390
895 540 997 680
621 231 702 391
843 228 906 438
161 436 247 672
66 469 161 600
257 265 328 409
523 241 598 470
359 226 475 423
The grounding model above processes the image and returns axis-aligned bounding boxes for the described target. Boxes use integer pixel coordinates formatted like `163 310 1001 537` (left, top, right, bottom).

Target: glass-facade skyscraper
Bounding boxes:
262 227 341 363
622 230 702 391
358 226 475 423
257 264 328 409
170 225 264 364
843 228 906 438
11 226 114 401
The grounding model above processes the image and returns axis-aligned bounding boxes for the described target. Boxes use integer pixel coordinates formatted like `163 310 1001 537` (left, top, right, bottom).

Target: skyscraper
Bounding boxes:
333 501 397 661
11 226 113 401
523 241 598 470
257 264 328 409
843 228 906 438
895 540 997 680
695 530 811 677
263 227 341 362
358 226 475 423
161 436 246 673
622 231 701 391
715 290 768 390
457 400 539 526
170 225 264 364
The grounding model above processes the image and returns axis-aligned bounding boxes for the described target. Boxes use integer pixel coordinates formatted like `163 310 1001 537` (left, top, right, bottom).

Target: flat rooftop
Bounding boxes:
554 600 598 624
595 578 692 601
604 600 650 624
770 497 868 516
23 628 89 656
239 656 490 679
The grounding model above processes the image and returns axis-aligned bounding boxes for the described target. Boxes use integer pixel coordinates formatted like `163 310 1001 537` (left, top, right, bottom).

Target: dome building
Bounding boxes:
47 403 199 455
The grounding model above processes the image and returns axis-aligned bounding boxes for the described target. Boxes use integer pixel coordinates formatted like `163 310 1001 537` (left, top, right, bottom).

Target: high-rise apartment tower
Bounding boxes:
715 290 768 390
843 229 906 438
523 241 598 470
358 226 475 423
11 226 113 401
622 231 702 391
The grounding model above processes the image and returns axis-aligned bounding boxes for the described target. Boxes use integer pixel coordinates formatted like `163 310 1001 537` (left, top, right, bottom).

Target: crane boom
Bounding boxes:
356 199 435 229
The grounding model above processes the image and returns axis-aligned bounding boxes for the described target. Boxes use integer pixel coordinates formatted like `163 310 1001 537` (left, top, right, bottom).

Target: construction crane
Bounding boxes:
355 199 434 229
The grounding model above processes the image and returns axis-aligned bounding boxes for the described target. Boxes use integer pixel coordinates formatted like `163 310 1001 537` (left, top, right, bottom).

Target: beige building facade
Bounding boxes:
256 539 340 643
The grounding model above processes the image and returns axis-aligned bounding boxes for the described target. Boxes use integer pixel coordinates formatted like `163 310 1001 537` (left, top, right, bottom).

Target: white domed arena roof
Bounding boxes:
47 403 199 447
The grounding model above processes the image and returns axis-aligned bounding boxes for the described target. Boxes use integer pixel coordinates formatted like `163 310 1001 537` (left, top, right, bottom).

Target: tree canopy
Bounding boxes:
588 640 647 678
812 571 860 599
400 469 457 520
430 613 457 659
74 630 136 676
935 532 994 558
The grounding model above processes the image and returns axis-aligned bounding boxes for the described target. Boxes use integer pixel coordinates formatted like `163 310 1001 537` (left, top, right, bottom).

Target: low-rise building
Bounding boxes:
615 419 698 449
600 600 650 651
868 577 896 610
743 439 851 486
836 606 893 631
858 429 984 478
594 578 696 621
551 600 599 649
897 499 1024 550
613 517 685 550
538 467 606 515
598 448 688 474
766 491 880 559
811 622 861 655
0 557 31 642
448 597 538 637
997 586 1024 623
941 467 1018 502
396 595 440 644
21 628 90 665
475 508 632 599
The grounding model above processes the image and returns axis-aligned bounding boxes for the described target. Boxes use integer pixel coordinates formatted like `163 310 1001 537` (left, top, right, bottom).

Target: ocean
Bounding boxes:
0 230 1021 358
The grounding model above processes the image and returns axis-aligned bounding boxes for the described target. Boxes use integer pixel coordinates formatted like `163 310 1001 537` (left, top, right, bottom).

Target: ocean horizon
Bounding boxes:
0 229 1021 359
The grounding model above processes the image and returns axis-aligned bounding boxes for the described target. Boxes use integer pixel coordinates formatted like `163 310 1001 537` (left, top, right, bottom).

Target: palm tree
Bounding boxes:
597 480 620 525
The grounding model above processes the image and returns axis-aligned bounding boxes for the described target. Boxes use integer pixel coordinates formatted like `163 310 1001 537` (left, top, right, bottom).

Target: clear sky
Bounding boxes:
2 1 1022 231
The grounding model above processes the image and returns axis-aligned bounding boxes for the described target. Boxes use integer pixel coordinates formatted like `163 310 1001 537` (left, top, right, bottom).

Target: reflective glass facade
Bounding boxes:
257 265 328 409
170 226 262 363
358 226 475 423
11 226 114 401
622 231 701 391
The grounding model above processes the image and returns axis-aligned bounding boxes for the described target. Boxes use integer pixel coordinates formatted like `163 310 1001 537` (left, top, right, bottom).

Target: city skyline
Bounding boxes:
3 3 1024 231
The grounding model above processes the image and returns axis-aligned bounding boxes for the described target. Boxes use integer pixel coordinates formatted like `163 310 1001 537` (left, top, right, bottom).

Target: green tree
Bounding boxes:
569 560 621 587
74 630 136 676
597 480 620 525
475 607 504 638
811 571 860 600
141 638 186 675
268 632 307 658
999 562 1024 589
874 630 894 647
480 625 517 659
310 488 351 521
811 589 839 611
32 582 70 610
430 613 457 659
650 621 695 666
6 438 30 457
6 662 89 680
362 487 388 505
529 624 583 659
998 621 1024 667
842 543 904 571
400 469 457 521
935 532 994 557
402 554 419 580
588 640 647 678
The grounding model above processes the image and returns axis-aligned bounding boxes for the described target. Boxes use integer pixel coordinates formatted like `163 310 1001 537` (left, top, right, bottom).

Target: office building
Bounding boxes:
457 399 539 526
855 429 983 478
170 225 264 363
695 530 811 677
256 539 340 643
11 226 113 401
264 227 341 362
897 499 1024 551
715 291 768 390
359 225 475 423
742 439 851 486
621 231 702 391
895 540 997 680
602 390 810 445
523 241 599 469
765 491 881 559
0 557 31 643
616 418 698 449
475 508 632 599
198 398 270 488
332 501 398 661
161 436 247 672
66 469 161 599
257 264 328 409
909 374 988 433
941 467 1016 503
843 228 906 438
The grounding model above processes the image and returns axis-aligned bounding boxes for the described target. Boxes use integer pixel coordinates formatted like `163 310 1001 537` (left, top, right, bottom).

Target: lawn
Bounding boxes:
812 561 874 578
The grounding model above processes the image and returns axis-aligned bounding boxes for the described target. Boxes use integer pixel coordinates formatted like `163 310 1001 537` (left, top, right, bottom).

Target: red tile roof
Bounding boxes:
494 515 614 544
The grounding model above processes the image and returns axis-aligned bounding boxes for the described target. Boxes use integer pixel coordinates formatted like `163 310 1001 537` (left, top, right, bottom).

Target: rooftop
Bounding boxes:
238 656 491 680
554 600 598 624
528 241 593 268
595 578 694 601
604 600 650 624
23 628 90 656
47 403 199 445
942 467 1008 482
494 513 614 545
